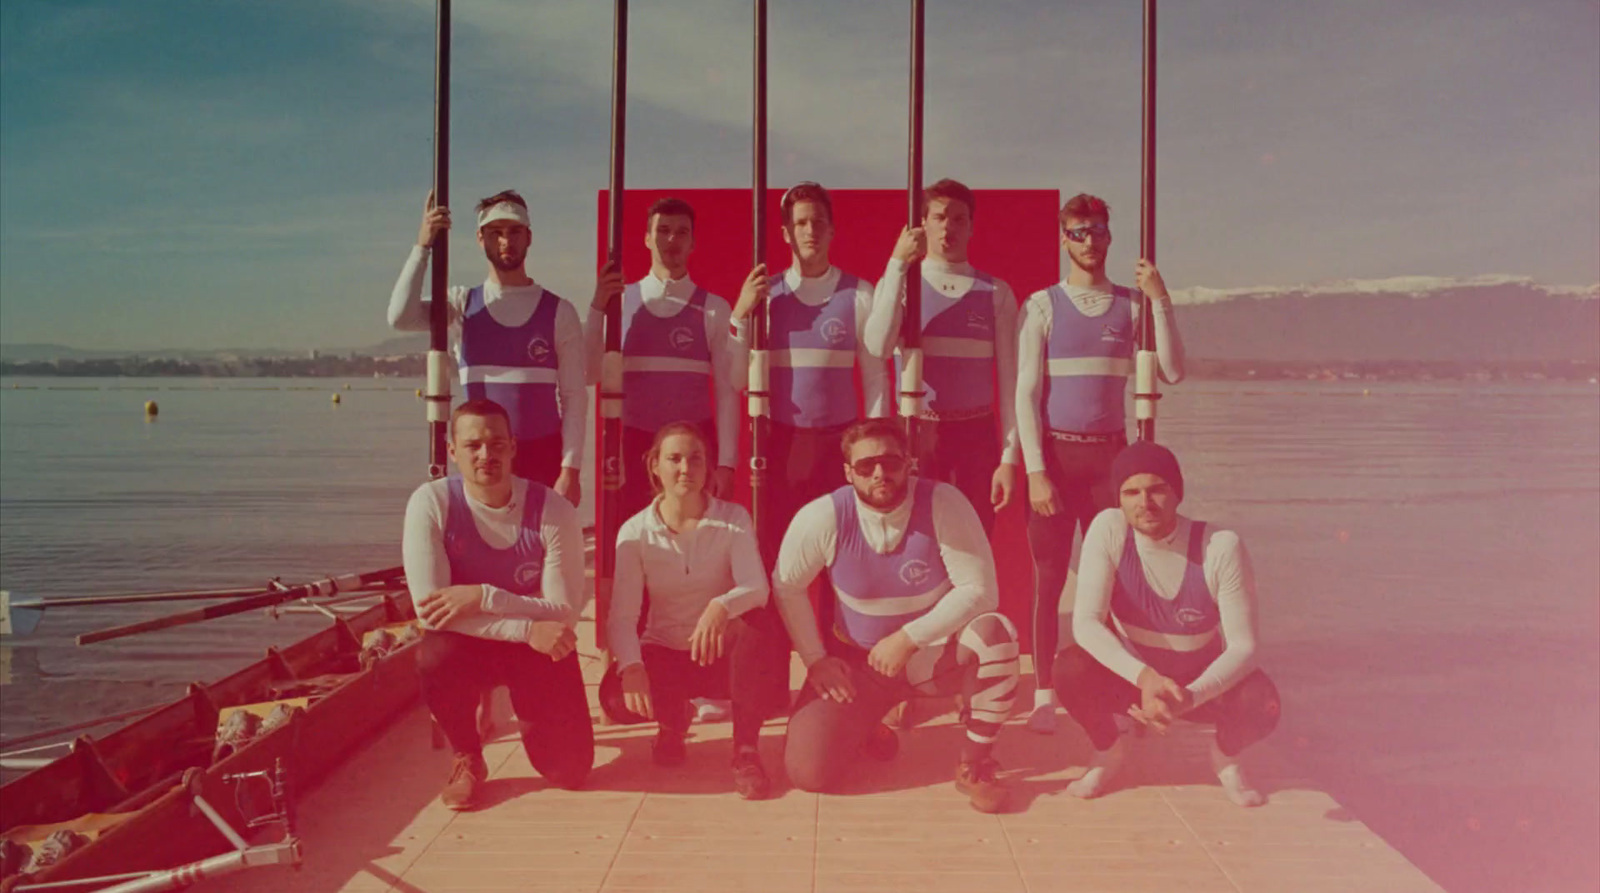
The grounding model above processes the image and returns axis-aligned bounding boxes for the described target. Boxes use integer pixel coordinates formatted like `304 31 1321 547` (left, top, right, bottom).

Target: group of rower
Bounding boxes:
391 180 1281 813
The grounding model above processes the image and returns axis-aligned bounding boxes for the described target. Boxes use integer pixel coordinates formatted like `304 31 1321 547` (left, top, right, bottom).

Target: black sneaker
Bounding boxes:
730 749 771 800
652 730 687 767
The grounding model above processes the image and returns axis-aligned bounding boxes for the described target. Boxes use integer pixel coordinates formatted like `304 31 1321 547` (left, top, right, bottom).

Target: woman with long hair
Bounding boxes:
606 421 776 798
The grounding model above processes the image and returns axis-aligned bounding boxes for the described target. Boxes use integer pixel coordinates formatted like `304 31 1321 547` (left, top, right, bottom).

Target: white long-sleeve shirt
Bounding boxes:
1071 509 1258 708
583 272 742 466
771 478 997 667
1015 283 1186 472
388 246 589 469
402 477 588 644
865 257 1022 464
733 264 890 419
606 497 770 670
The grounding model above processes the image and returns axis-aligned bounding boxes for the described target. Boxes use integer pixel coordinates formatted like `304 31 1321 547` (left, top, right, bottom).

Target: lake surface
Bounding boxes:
2 376 1596 892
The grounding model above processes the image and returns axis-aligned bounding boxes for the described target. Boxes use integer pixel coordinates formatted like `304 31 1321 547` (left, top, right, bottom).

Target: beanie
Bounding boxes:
1109 440 1184 501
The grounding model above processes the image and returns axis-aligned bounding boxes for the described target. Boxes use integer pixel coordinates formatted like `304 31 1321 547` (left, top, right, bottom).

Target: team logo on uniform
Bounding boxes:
513 561 542 590
528 337 553 362
1101 324 1128 343
669 327 696 351
821 317 849 345
966 309 991 332
899 558 934 587
1176 607 1208 626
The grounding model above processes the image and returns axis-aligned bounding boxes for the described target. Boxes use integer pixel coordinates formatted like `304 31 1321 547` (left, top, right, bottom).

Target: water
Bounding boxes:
2 376 1597 891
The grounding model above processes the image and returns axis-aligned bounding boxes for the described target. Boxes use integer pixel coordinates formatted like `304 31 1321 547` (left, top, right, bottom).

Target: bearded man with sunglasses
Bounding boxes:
771 418 1022 813
1014 193 1187 734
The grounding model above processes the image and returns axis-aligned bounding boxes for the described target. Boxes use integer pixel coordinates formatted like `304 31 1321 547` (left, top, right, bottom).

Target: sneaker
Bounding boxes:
730 749 771 800
693 698 732 724
1025 703 1057 735
652 730 687 767
860 722 899 761
955 757 1009 814
440 752 488 811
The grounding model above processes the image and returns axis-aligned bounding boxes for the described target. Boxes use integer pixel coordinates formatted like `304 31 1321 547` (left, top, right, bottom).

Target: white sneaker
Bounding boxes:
693 698 731 724
1026 703 1057 734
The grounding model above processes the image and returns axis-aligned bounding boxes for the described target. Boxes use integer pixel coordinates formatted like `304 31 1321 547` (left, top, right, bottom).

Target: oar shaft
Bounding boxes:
596 0 629 643
1136 0 1160 443
76 567 403 646
900 0 926 442
427 0 453 479
749 0 770 557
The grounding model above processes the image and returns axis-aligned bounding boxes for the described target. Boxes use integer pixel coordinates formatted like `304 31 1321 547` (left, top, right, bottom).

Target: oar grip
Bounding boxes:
599 351 624 420
425 350 452 422
897 348 924 418
747 350 770 418
1134 349 1159 420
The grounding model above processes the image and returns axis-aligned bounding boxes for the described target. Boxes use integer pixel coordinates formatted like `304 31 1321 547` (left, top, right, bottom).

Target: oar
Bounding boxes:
595 0 629 649
2 586 264 637
76 567 404 646
0 701 172 751
0 580 402 637
424 0 454 479
1134 0 1161 442
748 0 771 561
899 0 927 451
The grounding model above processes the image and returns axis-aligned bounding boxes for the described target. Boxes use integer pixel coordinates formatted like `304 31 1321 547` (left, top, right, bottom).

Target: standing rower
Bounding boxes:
587 197 741 522
866 178 1021 536
1015 193 1186 733
403 399 594 809
1054 441 1280 806
391 190 587 506
773 419 1021 813
731 182 889 545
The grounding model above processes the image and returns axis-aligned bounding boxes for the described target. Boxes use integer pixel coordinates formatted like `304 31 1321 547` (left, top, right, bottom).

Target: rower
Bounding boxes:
585 197 742 522
1015 193 1187 733
389 190 588 506
402 399 593 810
1054 441 1280 806
773 418 1021 813
731 182 891 552
606 422 782 799
865 178 1021 536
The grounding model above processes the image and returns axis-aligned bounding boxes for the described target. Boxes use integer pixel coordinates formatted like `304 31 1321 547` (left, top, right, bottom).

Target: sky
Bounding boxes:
1 0 1596 351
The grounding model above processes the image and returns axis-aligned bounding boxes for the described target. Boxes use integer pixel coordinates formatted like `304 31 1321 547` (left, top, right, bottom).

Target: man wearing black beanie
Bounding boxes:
1052 441 1282 807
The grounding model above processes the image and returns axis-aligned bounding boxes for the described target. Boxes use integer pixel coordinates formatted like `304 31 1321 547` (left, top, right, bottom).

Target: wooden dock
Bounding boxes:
205 617 1442 893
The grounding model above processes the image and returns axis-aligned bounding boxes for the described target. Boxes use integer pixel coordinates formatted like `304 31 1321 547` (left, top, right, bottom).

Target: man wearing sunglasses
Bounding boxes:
865 178 1021 537
731 182 890 555
390 190 588 508
1014 193 1187 735
771 418 1022 813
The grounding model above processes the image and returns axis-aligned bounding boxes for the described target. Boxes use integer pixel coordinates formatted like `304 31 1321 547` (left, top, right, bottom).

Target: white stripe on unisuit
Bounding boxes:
1121 622 1219 652
833 583 950 617
921 336 995 359
622 356 713 375
768 347 855 369
1047 356 1134 377
459 364 560 385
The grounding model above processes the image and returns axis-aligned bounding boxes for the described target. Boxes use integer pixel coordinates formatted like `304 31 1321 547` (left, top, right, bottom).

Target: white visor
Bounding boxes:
476 201 531 230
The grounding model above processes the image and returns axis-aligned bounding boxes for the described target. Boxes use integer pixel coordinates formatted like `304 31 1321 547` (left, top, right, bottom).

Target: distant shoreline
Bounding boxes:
3 357 1597 384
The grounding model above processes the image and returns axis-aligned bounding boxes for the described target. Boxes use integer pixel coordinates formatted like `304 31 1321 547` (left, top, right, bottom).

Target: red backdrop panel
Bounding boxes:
596 187 1060 648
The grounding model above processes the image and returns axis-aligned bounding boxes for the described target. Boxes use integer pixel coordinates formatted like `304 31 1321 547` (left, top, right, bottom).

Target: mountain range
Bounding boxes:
3 276 1596 365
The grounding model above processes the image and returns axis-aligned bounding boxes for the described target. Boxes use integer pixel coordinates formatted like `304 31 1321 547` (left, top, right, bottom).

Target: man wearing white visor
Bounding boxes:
389 190 587 507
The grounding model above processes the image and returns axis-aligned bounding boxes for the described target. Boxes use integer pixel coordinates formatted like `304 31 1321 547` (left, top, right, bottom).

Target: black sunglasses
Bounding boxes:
851 454 908 477
1063 223 1111 243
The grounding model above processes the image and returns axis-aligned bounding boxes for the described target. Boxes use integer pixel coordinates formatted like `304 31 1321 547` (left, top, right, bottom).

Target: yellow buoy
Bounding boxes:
415 388 423 397
1362 389 1371 396
343 383 352 390
144 400 159 417
331 393 341 405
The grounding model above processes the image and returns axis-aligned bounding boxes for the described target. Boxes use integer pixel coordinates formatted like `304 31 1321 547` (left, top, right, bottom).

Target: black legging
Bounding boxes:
639 618 779 750
1025 435 1124 682
1052 644 1281 756
910 413 1001 536
416 630 595 789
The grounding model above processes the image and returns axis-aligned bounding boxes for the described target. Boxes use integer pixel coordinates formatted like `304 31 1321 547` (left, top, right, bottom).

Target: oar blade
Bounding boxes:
1 591 45 637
